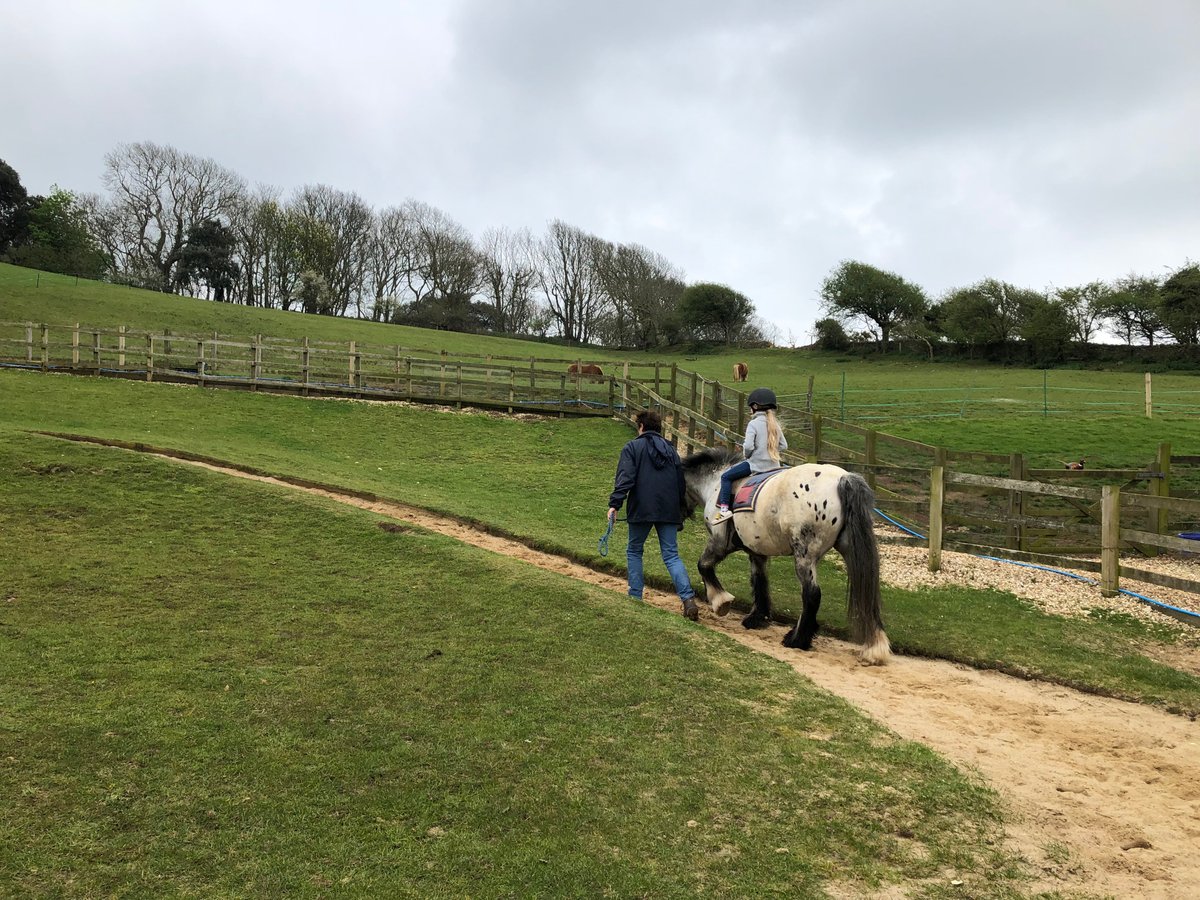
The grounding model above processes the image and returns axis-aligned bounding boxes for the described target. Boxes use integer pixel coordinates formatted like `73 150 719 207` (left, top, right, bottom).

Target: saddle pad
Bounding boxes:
731 468 786 513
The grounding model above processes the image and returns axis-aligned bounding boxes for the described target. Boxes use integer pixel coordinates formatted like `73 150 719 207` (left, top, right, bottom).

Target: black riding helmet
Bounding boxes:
747 387 777 410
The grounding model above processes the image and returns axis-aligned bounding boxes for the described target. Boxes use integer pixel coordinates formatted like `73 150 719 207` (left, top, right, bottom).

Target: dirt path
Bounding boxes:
121 449 1200 897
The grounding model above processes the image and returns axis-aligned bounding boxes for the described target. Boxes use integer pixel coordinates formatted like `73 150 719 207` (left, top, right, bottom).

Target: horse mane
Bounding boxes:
681 445 741 472
680 446 742 519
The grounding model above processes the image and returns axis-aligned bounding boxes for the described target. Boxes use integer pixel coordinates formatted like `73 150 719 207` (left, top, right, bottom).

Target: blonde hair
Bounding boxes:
765 409 783 463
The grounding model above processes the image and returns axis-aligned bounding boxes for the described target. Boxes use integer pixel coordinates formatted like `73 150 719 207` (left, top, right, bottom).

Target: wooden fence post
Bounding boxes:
736 390 746 439
669 363 679 438
607 374 615 414
301 338 311 396
509 368 516 414
25 322 33 363
118 325 126 369
145 334 154 381
559 373 566 418
928 464 944 572
622 361 630 409
714 382 725 440
456 364 463 409
1145 372 1153 418
394 346 402 394
1100 485 1120 597
1007 453 1024 551
91 331 100 371
1149 442 1171 549
251 334 262 387
811 413 823 462
805 375 815 414
197 339 206 382
72 323 80 367
348 340 357 389
865 428 878 491
40 324 49 371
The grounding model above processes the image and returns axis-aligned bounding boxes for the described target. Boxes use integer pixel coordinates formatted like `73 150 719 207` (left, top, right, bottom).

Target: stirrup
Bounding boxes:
708 506 733 525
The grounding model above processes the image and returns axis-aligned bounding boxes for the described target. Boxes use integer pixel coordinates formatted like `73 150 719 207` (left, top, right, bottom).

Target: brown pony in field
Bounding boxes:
733 362 749 382
568 363 604 377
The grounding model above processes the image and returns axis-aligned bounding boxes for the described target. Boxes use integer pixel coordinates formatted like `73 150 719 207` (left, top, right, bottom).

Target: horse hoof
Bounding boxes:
782 633 813 651
741 614 769 630
682 600 699 621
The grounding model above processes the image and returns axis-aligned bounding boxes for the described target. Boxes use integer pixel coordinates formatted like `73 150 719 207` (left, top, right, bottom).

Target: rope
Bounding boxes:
598 517 616 557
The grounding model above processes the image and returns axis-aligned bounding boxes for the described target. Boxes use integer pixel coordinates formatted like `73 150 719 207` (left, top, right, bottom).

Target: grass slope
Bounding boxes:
2 369 1198 716
0 432 1023 897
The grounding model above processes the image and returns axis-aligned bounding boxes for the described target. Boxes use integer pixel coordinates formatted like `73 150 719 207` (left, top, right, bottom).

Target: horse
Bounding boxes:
568 363 604 377
680 447 891 665
732 362 749 382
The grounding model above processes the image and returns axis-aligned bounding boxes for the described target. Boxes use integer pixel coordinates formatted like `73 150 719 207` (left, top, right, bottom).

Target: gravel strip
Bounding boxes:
874 527 1200 642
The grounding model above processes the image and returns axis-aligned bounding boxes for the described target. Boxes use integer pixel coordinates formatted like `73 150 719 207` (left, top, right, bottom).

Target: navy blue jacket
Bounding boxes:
609 431 687 525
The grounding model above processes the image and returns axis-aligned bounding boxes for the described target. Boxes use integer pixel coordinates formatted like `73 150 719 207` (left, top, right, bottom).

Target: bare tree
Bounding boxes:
102 141 245 292
539 219 608 344
479 226 540 334
288 184 373 316
403 200 482 309
594 240 685 348
364 205 415 322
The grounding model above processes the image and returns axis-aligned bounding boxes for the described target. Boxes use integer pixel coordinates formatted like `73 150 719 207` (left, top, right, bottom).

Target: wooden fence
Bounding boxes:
615 371 1200 606
6 319 1199 604
0 321 667 417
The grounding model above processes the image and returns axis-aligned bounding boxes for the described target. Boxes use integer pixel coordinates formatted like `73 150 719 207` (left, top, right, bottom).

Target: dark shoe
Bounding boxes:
682 598 699 621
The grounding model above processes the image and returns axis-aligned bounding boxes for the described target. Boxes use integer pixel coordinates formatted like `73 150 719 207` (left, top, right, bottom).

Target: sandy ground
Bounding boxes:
107 447 1200 897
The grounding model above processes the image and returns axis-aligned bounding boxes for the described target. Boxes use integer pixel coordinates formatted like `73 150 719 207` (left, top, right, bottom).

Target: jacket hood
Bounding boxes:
641 432 676 469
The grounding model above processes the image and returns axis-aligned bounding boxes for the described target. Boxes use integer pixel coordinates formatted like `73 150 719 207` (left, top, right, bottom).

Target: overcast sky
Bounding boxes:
4 0 1199 342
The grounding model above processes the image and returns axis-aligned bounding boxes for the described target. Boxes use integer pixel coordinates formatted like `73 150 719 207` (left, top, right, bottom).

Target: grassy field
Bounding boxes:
4 261 1200 431
3 369 1198 717
0 431 1025 897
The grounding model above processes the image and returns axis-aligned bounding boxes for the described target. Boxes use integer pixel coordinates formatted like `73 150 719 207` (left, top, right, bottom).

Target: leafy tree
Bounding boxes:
813 317 850 351
819 261 927 351
174 218 241 301
7 187 109 278
677 282 755 344
0 159 32 254
937 279 1043 351
297 270 333 315
1019 297 1074 365
1096 274 1165 346
1160 263 1200 346
1054 281 1108 344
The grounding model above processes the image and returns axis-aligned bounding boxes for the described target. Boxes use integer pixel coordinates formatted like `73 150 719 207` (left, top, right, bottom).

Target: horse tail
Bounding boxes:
836 472 891 665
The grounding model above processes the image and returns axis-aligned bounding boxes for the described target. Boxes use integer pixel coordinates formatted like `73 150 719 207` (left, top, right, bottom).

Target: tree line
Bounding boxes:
0 146 764 349
817 259 1200 363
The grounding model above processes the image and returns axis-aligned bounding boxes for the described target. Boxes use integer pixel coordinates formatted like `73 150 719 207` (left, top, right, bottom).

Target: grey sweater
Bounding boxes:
743 411 787 472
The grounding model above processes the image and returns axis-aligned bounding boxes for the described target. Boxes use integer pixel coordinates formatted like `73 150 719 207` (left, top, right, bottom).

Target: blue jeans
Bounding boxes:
718 460 752 507
626 522 695 602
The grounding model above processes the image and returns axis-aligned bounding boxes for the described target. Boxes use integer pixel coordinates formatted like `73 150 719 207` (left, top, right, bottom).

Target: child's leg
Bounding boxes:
717 461 752 507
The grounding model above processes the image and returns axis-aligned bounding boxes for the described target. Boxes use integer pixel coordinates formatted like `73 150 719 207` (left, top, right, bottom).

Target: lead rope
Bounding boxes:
598 516 617 557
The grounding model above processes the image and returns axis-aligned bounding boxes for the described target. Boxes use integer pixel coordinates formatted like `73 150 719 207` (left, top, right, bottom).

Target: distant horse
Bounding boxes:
681 447 890 665
568 363 604 377
732 362 749 382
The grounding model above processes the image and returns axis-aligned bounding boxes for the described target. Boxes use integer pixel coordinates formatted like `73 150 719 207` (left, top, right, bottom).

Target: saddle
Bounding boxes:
731 468 787 513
